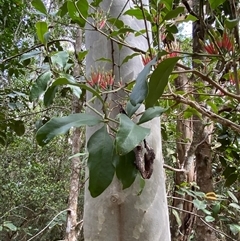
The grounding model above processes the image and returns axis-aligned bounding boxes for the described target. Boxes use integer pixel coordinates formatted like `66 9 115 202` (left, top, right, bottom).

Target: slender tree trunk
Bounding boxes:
171 68 194 241
191 0 218 240
84 1 170 240
65 28 83 241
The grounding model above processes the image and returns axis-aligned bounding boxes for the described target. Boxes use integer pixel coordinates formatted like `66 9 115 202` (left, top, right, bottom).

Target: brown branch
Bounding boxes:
1 39 75 64
163 164 187 173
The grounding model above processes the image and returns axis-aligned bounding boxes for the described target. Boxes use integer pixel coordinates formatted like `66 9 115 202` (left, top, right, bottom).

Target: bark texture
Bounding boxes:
83 1 170 241
65 28 83 241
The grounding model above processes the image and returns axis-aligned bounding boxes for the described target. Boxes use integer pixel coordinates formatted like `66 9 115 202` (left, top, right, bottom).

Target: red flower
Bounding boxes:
142 54 152 66
88 71 114 90
204 43 217 54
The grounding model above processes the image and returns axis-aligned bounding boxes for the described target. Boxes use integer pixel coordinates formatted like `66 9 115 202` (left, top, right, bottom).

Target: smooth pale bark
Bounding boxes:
83 1 170 241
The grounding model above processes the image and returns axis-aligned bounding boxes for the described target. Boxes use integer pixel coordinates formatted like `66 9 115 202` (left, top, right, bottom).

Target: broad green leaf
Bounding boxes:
35 21 48 44
58 1 68 17
225 18 239 30
76 0 89 27
124 8 151 21
43 85 57 107
138 106 167 124
30 71 51 101
116 151 138 189
163 7 185 21
126 101 140 118
31 0 47 15
130 58 157 106
184 14 198 22
160 0 173 11
229 224 240 235
205 216 215 222
225 173 238 187
193 199 207 210
229 203 240 210
36 113 102 145
21 50 42 61
12 120 25 136
52 75 82 98
87 126 115 197
116 114 150 155
51 51 69 69
3 221 17 231
145 57 180 108
67 0 89 27
212 202 221 216
209 0 226 10
78 50 88 62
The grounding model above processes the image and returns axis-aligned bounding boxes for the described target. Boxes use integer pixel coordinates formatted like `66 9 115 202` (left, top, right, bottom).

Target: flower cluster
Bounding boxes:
204 33 233 54
88 71 114 90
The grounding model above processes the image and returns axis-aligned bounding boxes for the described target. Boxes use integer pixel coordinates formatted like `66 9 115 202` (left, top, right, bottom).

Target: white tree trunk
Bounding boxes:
84 1 170 240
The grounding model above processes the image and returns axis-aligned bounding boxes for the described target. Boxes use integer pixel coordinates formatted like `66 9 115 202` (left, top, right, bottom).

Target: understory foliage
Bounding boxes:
1 0 240 240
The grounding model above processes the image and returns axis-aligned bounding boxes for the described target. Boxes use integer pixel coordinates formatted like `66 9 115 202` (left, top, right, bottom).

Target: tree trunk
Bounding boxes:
83 1 170 240
171 68 194 241
65 28 83 241
191 0 217 240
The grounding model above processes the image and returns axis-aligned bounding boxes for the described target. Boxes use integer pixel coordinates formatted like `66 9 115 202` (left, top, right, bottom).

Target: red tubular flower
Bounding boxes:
222 33 233 51
204 43 217 54
142 54 152 66
88 71 114 90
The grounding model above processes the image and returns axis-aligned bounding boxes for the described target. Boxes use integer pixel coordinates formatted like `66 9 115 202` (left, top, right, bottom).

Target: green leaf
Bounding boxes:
78 50 88 62
35 21 48 44
58 1 68 17
43 85 58 107
67 0 89 27
225 18 239 30
209 0 226 10
126 101 141 118
229 224 240 235
138 106 167 124
87 126 115 197
52 75 82 98
124 8 151 21
163 6 185 21
76 0 89 27
13 120 25 136
116 114 150 155
31 0 47 15
227 191 238 203
21 50 42 61
229 203 240 210
205 216 215 222
172 209 182 227
145 57 180 108
30 71 51 101
130 58 157 106
3 221 17 231
36 113 102 146
160 0 173 11
121 53 140 66
225 173 238 187
116 151 138 189
193 199 207 210
51 51 69 69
